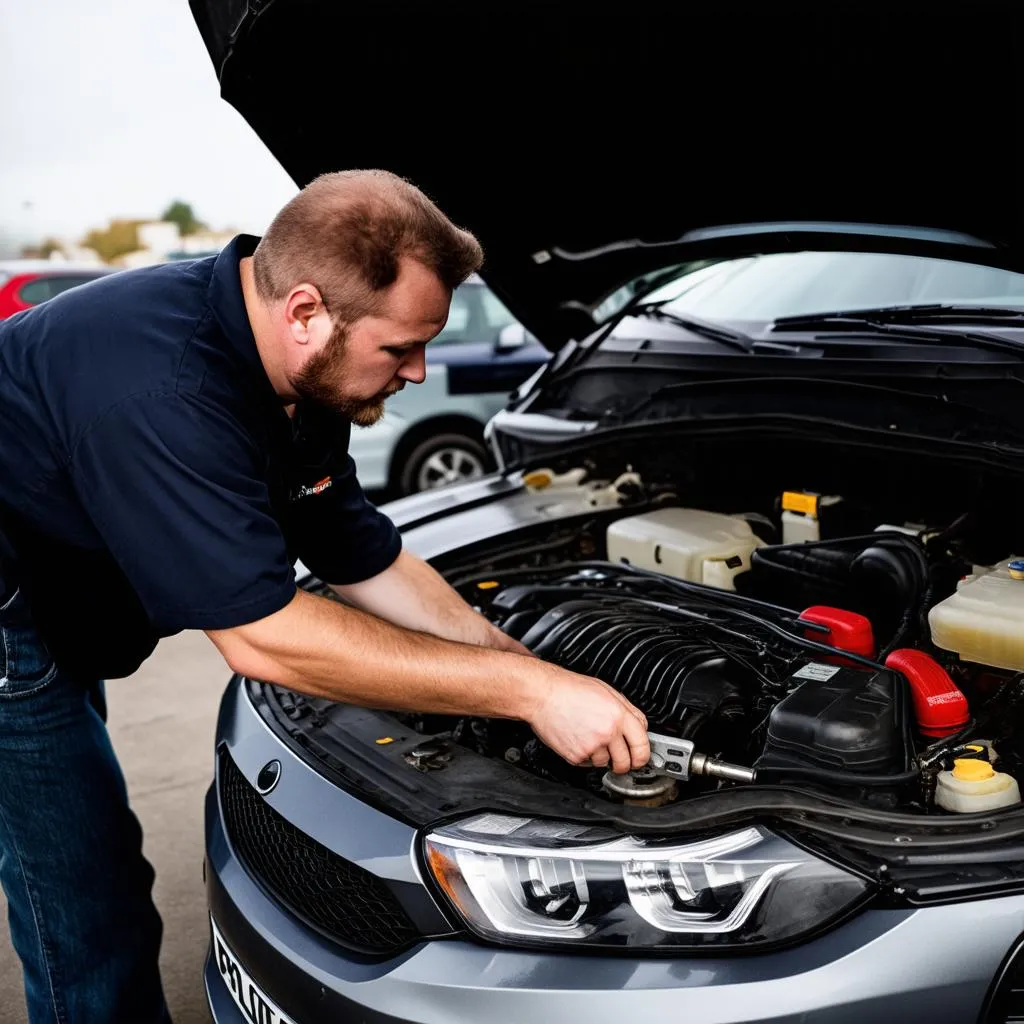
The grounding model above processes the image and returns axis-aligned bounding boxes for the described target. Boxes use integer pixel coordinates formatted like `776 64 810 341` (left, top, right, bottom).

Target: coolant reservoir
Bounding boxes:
935 757 1021 814
929 558 1024 671
606 508 763 590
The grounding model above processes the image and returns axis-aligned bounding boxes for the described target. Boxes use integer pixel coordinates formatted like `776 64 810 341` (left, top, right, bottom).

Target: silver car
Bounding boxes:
192 4 1024 1022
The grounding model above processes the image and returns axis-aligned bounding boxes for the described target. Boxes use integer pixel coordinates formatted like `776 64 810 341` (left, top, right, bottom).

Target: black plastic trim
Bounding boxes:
217 746 423 961
207 857 416 1024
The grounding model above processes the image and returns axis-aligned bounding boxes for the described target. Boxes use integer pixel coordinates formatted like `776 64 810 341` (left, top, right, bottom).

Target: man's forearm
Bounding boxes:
208 589 543 716
207 588 652 775
330 548 522 651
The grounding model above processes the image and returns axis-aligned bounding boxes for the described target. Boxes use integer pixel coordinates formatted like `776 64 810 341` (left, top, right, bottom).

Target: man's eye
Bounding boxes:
383 347 408 358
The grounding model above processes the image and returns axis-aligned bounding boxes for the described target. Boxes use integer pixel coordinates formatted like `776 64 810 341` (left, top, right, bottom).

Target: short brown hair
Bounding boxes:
252 169 483 321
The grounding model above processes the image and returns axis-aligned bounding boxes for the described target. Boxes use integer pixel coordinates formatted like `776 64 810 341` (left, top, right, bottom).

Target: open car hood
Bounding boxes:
190 1 1024 349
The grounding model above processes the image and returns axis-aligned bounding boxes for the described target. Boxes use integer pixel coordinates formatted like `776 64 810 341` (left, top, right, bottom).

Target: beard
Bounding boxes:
292 321 401 426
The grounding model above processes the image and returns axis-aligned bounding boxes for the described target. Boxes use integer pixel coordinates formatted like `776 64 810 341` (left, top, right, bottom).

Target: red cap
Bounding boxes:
799 606 876 659
884 648 969 737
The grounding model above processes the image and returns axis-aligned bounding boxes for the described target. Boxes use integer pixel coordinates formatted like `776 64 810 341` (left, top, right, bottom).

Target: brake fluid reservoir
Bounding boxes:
606 508 763 590
929 558 1024 671
935 757 1021 814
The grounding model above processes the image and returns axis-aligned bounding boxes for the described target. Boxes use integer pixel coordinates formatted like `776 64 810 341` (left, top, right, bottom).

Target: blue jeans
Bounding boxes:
0 588 170 1023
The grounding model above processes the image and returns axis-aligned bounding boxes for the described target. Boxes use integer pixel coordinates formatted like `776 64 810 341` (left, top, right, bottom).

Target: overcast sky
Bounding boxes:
0 0 298 253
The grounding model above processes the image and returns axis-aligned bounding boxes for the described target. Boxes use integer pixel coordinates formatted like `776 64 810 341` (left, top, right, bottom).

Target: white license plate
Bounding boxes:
210 914 298 1024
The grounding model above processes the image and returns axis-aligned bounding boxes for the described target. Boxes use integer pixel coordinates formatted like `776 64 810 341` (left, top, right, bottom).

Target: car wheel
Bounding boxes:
398 432 491 494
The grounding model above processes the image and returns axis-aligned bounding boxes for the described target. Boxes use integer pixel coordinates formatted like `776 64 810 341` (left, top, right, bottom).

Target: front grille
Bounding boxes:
982 935 1024 1023
218 749 421 956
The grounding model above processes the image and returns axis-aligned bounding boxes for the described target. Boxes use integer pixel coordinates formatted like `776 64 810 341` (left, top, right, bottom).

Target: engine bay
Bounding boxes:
405 481 1024 818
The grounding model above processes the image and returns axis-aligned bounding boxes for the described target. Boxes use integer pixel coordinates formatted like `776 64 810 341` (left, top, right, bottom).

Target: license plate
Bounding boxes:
210 914 297 1024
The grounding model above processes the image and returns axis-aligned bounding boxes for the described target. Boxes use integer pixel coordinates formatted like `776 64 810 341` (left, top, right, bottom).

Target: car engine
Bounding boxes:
420 495 1024 815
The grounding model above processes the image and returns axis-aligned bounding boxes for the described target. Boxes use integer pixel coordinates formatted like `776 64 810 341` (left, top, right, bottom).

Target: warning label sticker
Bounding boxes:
792 663 841 682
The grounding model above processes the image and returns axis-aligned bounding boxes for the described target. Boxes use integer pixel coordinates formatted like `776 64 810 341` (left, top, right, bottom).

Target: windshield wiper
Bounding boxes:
631 305 757 354
771 307 1024 358
779 303 1024 327
876 304 1024 324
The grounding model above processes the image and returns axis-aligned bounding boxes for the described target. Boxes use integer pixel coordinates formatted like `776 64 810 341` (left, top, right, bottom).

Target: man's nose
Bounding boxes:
397 347 426 384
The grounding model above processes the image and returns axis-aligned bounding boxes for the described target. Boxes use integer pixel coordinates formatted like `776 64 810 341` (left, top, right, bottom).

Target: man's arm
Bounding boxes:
329 548 531 655
206 589 650 775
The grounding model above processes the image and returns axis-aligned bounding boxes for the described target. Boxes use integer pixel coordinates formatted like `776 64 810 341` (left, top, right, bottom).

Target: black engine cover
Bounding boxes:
756 664 908 775
517 599 747 743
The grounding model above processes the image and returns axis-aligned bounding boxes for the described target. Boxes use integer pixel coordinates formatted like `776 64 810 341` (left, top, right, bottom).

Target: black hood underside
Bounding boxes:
190 0 1024 347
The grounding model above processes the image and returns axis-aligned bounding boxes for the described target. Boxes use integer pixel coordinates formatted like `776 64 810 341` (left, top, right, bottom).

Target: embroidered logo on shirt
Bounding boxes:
292 476 333 502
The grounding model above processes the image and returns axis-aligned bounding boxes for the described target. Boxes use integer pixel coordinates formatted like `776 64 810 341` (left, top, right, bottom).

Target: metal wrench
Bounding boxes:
646 731 756 784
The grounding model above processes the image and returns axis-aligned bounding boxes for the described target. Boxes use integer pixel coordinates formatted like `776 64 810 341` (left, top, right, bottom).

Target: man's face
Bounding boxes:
292 258 450 426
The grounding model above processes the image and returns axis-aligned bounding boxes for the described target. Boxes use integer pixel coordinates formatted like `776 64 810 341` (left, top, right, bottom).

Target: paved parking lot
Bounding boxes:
0 630 223 1023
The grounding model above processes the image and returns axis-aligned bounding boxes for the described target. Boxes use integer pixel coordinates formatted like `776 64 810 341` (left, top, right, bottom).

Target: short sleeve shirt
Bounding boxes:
0 235 401 679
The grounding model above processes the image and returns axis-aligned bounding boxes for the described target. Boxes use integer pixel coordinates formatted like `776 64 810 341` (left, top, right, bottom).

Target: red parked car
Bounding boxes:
0 261 112 320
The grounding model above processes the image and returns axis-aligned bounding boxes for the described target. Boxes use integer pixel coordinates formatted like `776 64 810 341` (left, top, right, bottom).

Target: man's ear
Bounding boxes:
284 284 324 344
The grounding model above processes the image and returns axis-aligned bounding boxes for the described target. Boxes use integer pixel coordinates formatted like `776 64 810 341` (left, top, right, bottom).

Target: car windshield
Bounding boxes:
635 251 1024 322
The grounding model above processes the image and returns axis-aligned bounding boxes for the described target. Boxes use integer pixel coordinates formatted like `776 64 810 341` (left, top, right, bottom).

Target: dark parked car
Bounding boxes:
192 3 1024 1022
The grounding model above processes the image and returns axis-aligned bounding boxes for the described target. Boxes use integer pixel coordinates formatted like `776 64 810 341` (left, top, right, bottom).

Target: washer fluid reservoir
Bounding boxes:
606 508 763 591
935 756 1021 813
929 558 1024 671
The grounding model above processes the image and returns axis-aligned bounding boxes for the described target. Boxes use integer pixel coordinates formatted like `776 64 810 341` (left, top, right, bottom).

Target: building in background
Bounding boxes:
117 221 235 267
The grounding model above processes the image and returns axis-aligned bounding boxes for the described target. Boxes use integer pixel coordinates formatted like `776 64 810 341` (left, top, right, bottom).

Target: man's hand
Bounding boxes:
526 670 650 775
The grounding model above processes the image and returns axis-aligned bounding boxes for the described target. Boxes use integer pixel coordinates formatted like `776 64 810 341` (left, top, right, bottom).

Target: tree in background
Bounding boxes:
161 200 207 237
81 220 144 263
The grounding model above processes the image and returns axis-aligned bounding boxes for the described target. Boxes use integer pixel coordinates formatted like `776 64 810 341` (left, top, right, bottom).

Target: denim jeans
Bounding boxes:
0 588 170 1023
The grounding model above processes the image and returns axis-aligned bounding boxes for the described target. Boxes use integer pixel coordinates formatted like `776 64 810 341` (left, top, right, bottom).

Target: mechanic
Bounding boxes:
0 170 650 1023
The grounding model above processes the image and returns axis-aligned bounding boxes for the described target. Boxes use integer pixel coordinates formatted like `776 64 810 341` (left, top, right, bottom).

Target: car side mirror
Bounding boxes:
495 323 528 353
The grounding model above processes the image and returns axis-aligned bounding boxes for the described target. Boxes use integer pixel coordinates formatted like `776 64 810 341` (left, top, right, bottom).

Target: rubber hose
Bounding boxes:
754 764 920 787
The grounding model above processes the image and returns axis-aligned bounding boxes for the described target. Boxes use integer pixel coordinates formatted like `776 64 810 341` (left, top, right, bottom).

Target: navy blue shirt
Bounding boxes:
0 235 401 679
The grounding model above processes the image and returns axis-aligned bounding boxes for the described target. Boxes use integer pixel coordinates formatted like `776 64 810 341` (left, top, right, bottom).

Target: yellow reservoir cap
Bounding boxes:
523 470 553 490
952 758 996 781
782 491 819 518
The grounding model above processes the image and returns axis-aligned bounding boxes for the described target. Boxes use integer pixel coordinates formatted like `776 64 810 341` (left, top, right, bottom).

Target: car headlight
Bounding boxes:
424 814 870 951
